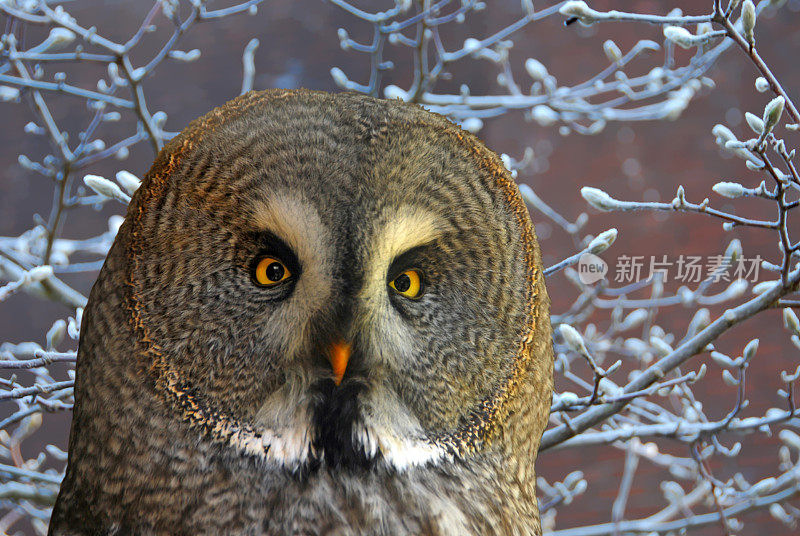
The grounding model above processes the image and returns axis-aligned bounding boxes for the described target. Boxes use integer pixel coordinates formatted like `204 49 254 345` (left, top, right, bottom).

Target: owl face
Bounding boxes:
127 91 544 472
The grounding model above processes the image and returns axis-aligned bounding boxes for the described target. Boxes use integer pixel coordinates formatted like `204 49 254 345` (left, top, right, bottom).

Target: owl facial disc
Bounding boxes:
121 90 548 476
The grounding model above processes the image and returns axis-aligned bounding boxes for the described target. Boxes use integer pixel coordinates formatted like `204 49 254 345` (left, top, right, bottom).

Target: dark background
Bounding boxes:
2 0 799 532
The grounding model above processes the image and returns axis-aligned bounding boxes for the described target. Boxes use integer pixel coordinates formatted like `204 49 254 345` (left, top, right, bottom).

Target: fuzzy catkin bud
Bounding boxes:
725 239 743 264
0 86 20 101
620 309 648 330
770 504 792 524
780 429 800 450
587 228 617 253
650 337 673 357
46 320 67 349
559 1 602 24
712 124 737 145
581 187 618 212
710 351 735 368
531 105 559 126
663 26 696 49
43 28 76 51
752 280 779 294
168 49 201 62
330 67 348 88
712 182 746 199
762 96 785 134
744 112 764 134
460 118 483 134
722 369 739 386
783 308 800 334
524 58 548 81
463 38 481 53
743 339 759 361
559 324 588 355
742 1 756 46
84 175 131 203
337 28 348 43
688 308 711 334
383 85 408 101
603 40 622 63
696 22 713 35
115 171 141 195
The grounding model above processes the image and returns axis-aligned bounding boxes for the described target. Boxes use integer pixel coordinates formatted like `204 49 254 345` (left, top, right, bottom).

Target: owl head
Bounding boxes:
102 89 552 474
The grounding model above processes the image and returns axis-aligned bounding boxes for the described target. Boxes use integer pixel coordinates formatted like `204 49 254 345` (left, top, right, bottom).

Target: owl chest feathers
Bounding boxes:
52 366 538 535
55 418 534 535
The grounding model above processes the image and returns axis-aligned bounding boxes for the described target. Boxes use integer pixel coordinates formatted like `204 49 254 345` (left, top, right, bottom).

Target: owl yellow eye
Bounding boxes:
254 256 291 287
389 269 423 299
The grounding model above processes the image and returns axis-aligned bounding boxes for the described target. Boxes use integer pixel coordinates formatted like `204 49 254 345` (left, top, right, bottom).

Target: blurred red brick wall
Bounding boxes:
2 0 799 532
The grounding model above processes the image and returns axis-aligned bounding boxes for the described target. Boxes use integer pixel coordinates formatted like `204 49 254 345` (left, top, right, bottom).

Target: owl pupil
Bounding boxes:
266 262 285 281
394 274 411 293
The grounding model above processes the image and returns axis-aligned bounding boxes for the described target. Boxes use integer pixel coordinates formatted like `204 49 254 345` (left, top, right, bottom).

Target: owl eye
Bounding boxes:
253 256 292 287
389 269 423 299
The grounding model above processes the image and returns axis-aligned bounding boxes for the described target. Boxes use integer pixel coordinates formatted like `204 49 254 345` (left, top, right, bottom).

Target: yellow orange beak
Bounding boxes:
328 340 351 386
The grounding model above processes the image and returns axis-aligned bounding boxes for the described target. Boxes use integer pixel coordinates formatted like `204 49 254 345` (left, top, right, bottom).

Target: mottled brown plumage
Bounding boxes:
49 89 554 535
